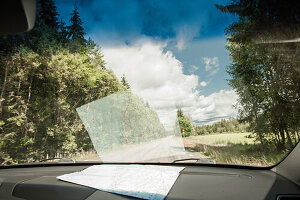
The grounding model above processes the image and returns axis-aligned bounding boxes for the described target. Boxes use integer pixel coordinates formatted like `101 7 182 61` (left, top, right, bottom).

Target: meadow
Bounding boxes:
183 132 288 166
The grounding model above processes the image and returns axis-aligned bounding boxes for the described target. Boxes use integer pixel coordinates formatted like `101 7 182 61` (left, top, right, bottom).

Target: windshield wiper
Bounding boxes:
39 157 76 163
172 158 216 164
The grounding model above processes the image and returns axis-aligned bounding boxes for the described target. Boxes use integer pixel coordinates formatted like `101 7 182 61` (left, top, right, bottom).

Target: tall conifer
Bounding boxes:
37 0 59 29
67 4 86 44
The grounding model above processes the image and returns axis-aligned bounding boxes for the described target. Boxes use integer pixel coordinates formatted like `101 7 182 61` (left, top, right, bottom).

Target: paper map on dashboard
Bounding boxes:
57 165 184 200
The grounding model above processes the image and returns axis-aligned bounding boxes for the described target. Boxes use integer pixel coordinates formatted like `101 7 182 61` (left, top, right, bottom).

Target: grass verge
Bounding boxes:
184 133 287 166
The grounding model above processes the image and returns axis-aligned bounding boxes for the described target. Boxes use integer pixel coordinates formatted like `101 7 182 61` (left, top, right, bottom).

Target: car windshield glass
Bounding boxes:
0 0 299 166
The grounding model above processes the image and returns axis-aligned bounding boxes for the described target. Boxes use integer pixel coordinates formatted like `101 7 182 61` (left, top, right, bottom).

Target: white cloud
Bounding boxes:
175 25 199 51
199 81 207 87
188 90 238 125
188 65 198 74
102 40 237 129
202 56 220 75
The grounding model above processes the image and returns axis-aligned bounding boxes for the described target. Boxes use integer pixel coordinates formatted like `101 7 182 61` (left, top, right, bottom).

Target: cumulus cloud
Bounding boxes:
199 81 208 87
188 65 199 75
189 90 238 125
175 25 199 51
54 0 239 130
102 40 237 129
202 57 220 75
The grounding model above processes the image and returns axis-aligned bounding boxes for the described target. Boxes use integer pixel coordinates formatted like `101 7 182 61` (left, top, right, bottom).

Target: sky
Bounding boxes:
55 0 239 128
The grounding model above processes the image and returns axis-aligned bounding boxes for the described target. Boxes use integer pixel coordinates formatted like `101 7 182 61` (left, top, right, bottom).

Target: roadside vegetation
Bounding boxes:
183 132 287 166
177 113 287 166
217 0 300 150
177 0 300 166
0 0 130 165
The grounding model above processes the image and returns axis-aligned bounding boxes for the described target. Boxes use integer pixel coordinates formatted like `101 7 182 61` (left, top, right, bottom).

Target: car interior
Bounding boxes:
0 145 299 200
0 0 299 200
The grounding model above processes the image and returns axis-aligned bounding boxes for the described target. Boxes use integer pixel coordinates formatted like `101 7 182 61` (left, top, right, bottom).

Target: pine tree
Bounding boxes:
67 4 86 44
145 102 150 108
87 37 96 49
37 0 59 29
58 18 68 42
121 74 130 89
177 109 184 118
176 109 193 137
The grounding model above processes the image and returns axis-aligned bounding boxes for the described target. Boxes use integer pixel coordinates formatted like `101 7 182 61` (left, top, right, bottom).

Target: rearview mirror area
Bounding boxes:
0 0 36 35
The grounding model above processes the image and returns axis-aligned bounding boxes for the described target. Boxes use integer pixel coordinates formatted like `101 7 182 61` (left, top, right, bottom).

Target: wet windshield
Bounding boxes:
0 0 299 166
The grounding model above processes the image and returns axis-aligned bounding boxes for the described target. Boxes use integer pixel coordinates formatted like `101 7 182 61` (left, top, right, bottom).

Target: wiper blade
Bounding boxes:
39 157 76 163
172 158 216 164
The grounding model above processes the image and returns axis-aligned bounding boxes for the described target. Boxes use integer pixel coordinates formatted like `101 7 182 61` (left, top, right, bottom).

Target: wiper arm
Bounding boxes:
172 158 216 164
39 157 76 163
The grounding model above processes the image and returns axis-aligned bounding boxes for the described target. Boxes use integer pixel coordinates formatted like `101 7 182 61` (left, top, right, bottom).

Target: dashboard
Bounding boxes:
0 164 299 200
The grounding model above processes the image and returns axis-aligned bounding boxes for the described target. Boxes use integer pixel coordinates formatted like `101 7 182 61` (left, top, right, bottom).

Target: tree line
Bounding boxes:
216 0 300 150
194 118 249 135
176 109 249 137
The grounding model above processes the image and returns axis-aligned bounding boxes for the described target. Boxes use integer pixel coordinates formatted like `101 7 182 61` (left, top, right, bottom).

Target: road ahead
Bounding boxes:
88 136 206 163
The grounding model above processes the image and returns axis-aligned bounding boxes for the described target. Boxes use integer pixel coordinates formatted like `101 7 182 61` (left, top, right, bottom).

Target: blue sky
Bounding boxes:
55 0 239 126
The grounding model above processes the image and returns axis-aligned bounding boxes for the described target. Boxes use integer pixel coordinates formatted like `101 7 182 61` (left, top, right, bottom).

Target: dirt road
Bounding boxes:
87 136 207 163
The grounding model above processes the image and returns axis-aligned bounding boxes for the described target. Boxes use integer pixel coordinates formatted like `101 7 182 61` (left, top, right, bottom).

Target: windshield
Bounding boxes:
0 0 299 167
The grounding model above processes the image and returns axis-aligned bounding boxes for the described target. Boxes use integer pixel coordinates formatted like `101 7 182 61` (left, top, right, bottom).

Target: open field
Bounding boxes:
187 132 255 146
73 132 287 167
183 132 287 166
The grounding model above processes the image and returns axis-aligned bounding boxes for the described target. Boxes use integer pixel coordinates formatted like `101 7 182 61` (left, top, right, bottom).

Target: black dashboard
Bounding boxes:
0 164 299 200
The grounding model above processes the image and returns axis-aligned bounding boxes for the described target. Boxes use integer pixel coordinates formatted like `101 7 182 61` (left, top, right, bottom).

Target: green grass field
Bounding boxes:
184 132 287 166
188 132 255 146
